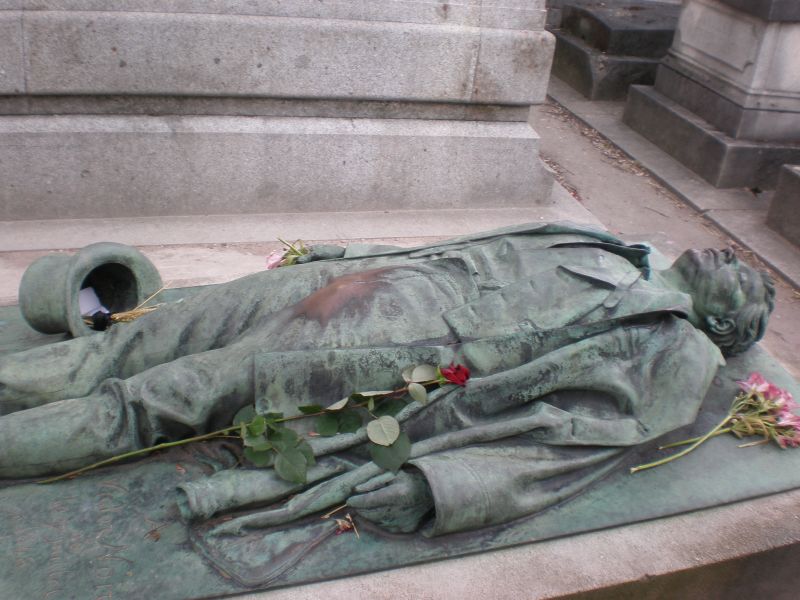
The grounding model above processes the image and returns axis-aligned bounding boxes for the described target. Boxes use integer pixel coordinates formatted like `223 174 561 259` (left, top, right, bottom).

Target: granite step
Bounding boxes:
559 2 679 58
624 84 800 189
550 29 661 100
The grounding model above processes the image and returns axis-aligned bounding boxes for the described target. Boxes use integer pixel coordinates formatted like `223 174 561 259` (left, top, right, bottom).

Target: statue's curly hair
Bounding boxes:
704 270 776 356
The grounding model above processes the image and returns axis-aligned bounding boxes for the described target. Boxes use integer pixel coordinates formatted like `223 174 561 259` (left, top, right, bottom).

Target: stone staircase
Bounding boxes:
549 1 679 100
0 0 560 254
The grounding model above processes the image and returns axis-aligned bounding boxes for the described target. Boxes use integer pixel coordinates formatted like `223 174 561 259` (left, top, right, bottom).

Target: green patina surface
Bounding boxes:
0 320 796 599
0 225 795 599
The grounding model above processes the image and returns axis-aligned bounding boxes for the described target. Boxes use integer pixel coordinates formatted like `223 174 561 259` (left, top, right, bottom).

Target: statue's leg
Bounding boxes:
0 273 283 413
0 340 255 478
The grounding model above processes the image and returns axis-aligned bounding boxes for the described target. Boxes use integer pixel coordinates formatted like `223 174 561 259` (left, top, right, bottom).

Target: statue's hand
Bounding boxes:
346 469 434 533
295 244 346 264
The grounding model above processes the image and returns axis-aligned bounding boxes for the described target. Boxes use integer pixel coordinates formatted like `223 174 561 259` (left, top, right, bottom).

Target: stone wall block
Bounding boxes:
767 164 800 245
21 11 552 104
0 11 24 93
715 0 800 22
26 0 474 24
670 0 800 105
478 0 547 31
0 116 553 220
472 29 555 104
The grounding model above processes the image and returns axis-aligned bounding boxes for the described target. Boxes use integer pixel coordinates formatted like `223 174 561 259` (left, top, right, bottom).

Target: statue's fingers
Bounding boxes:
348 483 401 510
347 502 395 526
353 472 395 495
346 491 377 510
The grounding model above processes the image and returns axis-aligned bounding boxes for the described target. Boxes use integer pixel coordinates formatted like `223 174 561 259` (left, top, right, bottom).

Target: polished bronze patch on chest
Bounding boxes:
290 267 394 327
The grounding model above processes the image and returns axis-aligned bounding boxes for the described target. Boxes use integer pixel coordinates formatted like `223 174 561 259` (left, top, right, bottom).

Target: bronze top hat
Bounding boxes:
18 242 162 337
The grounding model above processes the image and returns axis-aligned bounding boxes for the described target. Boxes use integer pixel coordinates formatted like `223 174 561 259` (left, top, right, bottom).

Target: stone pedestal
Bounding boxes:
624 0 800 188
0 1 555 221
550 2 679 100
767 164 800 246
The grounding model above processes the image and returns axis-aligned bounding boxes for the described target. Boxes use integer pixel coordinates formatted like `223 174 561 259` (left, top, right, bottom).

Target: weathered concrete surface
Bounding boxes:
624 85 800 189
18 0 548 30
0 116 553 220
551 30 660 100
767 165 800 246
560 2 678 57
0 95 531 120
622 0 800 189
549 2 677 100
5 10 554 104
0 2 556 221
664 0 800 117
715 0 800 21
654 62 800 143
0 11 23 94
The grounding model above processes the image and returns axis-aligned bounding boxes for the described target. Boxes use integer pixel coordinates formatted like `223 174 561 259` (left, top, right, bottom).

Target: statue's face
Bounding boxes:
672 248 766 320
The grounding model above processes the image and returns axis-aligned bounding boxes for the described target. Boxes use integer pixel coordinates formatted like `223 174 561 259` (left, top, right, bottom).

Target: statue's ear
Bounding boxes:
705 315 736 336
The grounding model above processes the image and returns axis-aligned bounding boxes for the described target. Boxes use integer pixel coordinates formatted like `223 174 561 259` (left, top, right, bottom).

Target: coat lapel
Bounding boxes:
443 265 691 341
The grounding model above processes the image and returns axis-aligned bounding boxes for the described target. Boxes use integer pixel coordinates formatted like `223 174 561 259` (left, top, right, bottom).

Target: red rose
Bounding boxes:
440 363 470 387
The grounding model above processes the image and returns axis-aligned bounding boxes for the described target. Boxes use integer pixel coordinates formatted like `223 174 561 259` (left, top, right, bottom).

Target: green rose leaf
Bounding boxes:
337 411 363 434
326 397 350 411
268 426 300 451
233 405 255 425
297 439 316 467
297 404 324 415
367 415 401 447
243 433 268 448
373 397 408 418
274 448 308 484
316 412 340 437
408 382 428 405
247 415 267 436
250 440 273 452
369 432 411 473
243 447 273 468
411 365 438 383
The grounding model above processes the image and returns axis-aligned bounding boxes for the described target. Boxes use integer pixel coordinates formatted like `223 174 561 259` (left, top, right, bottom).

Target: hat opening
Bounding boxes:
80 262 139 314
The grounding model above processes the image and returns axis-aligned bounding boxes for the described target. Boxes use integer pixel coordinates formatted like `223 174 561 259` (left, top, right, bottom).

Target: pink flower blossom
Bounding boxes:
265 250 285 270
774 390 798 412
777 433 800 449
738 372 796 408
777 410 800 429
737 372 770 395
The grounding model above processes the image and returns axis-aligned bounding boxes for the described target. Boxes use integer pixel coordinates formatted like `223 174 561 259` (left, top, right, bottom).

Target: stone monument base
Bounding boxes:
624 84 800 189
767 165 800 246
550 2 678 100
0 114 553 220
623 0 800 189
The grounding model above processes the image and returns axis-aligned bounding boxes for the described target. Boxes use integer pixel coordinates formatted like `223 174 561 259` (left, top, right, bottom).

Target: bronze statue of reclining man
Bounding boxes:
0 223 775 536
